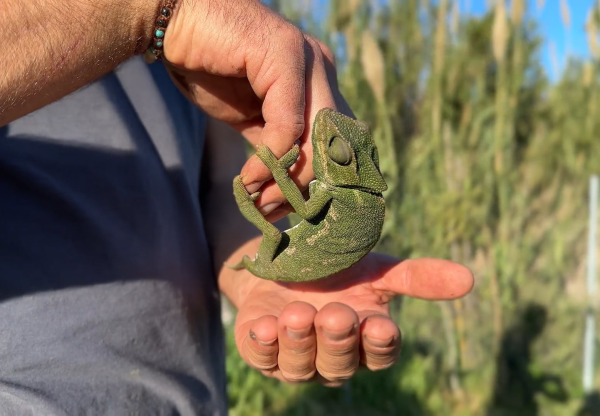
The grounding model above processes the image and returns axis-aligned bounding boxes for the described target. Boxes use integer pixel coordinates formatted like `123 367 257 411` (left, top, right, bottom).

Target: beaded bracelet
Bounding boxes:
143 0 178 63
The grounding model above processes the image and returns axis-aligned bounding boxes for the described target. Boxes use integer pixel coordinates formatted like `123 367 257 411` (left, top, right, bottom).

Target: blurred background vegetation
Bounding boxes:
225 0 600 414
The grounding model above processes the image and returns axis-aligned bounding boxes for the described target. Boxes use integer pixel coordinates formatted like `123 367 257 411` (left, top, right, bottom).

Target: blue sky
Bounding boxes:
464 0 595 81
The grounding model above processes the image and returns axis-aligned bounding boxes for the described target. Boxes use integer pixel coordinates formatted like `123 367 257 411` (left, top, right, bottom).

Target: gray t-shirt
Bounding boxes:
0 57 227 415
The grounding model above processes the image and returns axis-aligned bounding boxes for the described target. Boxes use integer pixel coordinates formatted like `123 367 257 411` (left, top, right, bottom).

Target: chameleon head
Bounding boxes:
311 108 387 193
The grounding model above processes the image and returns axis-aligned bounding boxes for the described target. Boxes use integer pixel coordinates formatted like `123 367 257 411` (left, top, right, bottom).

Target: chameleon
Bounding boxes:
229 108 387 282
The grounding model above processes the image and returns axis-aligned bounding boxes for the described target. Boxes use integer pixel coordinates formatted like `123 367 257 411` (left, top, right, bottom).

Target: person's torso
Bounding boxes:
0 57 227 415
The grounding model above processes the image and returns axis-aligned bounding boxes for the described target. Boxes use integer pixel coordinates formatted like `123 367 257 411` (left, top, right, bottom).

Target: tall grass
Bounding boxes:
226 1 600 414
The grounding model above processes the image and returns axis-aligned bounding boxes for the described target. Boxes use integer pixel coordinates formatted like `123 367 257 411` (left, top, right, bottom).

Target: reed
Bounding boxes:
225 1 600 414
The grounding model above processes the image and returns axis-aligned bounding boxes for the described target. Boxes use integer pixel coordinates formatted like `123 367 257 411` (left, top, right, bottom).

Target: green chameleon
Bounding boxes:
229 108 387 282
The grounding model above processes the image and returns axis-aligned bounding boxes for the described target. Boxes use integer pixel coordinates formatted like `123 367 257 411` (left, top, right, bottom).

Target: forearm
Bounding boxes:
1 0 157 126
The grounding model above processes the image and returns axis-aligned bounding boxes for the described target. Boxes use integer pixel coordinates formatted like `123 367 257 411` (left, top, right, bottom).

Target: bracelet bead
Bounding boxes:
144 0 177 63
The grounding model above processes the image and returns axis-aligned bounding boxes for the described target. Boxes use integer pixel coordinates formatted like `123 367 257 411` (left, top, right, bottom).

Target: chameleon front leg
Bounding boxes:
256 144 332 220
231 175 283 265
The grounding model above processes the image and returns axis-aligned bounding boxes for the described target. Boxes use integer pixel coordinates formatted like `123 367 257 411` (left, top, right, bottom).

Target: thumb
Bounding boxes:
370 255 475 301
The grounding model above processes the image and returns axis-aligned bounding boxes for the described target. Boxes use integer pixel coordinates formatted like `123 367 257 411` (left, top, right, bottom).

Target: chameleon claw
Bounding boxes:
280 144 300 169
225 255 252 271
225 261 244 271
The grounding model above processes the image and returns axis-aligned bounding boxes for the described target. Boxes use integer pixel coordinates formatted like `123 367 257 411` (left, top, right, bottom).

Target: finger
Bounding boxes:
241 27 307 194
264 202 294 223
258 368 338 386
369 255 475 301
302 35 340 127
258 368 336 385
277 301 318 382
242 36 338 203
316 39 354 118
359 313 401 371
314 302 360 382
235 315 279 371
258 185 309 217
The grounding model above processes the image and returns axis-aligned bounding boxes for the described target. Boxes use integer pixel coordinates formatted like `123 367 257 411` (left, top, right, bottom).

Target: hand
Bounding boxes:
229 252 474 385
163 0 350 219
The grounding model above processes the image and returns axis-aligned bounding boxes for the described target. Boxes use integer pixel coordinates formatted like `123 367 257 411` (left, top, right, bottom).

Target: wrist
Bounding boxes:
161 0 191 66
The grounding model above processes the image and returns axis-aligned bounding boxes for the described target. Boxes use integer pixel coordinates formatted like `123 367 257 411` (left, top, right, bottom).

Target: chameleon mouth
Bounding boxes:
340 185 383 195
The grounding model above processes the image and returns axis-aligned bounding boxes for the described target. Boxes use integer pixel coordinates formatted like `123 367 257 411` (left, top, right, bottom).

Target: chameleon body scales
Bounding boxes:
229 108 387 282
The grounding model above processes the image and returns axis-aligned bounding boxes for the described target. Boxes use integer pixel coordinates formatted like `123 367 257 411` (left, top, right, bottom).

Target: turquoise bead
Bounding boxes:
155 30 165 38
156 41 163 47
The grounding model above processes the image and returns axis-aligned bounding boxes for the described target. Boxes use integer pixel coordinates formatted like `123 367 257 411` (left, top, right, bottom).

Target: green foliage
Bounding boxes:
227 0 600 414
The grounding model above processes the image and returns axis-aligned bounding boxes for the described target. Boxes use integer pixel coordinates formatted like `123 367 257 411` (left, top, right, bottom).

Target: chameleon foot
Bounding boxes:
256 143 300 171
233 175 261 206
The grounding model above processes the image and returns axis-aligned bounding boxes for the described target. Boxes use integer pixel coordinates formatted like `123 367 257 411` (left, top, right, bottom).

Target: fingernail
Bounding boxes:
249 330 276 346
287 326 312 340
259 202 281 215
245 181 264 194
322 325 356 341
363 334 394 348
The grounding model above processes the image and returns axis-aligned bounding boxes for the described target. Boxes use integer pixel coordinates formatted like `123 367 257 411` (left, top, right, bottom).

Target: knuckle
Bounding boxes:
318 368 356 383
283 340 316 357
318 41 335 64
280 26 305 53
243 340 278 370
316 353 359 381
281 369 316 383
304 36 336 68
362 343 401 371
363 352 398 371
308 39 326 64
278 347 316 378
303 34 320 48
269 118 305 139
366 360 397 372
246 352 278 370
288 120 306 138
261 369 279 379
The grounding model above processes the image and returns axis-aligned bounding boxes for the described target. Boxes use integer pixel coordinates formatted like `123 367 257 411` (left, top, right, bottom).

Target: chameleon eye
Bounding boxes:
327 136 352 166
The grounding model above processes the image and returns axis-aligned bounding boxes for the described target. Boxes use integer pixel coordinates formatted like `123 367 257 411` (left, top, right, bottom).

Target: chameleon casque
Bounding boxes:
229 108 387 282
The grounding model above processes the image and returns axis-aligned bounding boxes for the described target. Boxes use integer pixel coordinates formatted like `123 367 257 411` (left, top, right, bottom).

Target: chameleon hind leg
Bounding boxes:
228 175 283 272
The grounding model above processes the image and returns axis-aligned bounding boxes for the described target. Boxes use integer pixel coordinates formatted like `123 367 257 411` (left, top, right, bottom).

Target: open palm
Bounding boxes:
233 253 473 385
